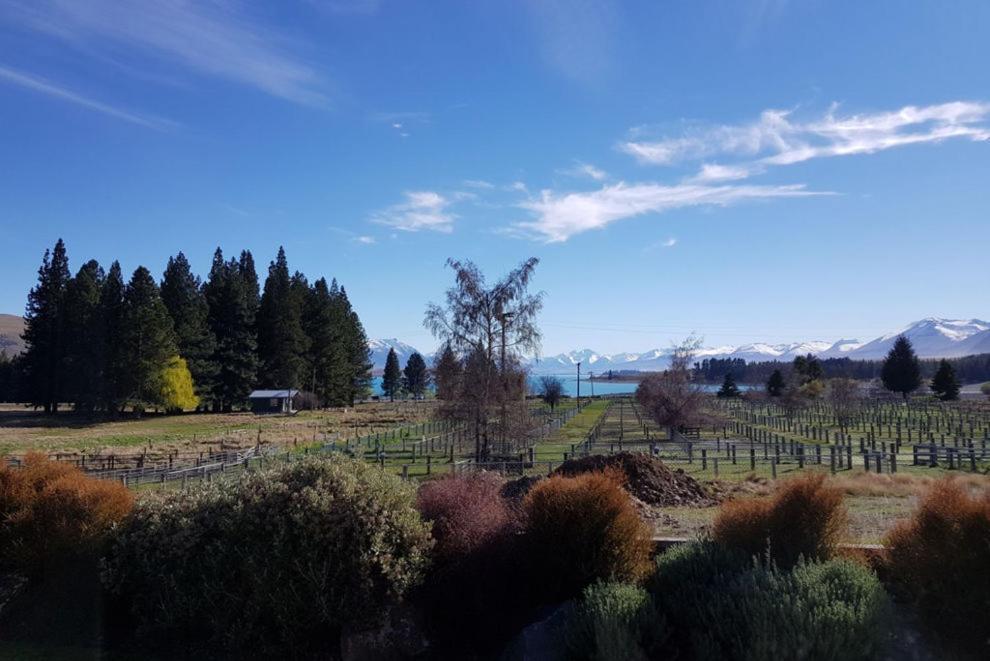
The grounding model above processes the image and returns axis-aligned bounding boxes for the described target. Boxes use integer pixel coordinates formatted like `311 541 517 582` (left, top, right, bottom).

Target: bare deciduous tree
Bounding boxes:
424 258 544 460
537 375 564 412
635 337 707 440
826 378 863 434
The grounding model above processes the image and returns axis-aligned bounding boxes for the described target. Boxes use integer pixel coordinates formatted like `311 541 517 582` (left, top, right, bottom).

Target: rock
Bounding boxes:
500 601 575 661
340 606 428 661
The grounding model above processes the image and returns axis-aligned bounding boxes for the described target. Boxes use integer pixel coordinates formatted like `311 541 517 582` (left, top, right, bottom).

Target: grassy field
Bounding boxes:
0 401 436 457
4 394 988 544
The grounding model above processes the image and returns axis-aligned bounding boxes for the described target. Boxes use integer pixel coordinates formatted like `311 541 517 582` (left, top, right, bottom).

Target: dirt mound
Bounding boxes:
552 452 713 507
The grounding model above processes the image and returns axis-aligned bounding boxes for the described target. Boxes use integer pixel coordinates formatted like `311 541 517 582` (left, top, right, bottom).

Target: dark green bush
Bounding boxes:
564 581 668 661
652 542 891 661
103 456 432 658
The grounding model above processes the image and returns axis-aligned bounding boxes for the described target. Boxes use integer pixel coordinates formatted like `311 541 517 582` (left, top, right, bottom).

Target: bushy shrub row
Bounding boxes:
103 456 432 658
4 451 987 660
0 452 133 578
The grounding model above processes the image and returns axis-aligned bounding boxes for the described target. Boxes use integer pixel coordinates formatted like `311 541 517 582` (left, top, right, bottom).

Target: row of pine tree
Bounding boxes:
18 239 371 413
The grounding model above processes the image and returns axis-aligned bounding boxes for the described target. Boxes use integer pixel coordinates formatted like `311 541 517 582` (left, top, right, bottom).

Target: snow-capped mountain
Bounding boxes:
525 318 990 374
368 338 424 372
370 318 990 375
844 318 990 360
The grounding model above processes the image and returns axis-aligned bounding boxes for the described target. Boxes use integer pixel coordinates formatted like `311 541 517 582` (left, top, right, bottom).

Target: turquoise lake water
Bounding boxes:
370 376 748 397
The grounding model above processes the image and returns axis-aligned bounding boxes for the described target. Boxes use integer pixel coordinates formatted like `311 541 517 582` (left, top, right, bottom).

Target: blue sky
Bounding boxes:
0 1 988 355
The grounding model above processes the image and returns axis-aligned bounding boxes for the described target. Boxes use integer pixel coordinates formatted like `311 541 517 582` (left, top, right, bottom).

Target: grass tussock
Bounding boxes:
713 473 848 567
524 468 654 601
884 479 990 656
0 452 133 578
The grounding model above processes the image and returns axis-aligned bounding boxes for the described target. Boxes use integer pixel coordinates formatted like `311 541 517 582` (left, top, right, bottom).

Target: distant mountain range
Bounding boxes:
366 318 990 374
4 315 988 375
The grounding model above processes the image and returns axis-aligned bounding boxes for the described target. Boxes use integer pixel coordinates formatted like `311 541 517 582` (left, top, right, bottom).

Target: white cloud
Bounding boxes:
0 65 176 130
371 191 456 233
354 235 376 244
560 161 608 181
524 0 619 84
642 237 678 253
689 163 757 183
463 179 495 189
621 101 990 169
4 0 329 107
516 182 827 243
508 181 529 193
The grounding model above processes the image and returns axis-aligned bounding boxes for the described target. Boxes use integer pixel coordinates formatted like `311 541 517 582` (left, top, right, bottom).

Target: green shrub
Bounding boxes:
652 542 891 661
564 581 668 661
104 456 432 658
884 479 990 655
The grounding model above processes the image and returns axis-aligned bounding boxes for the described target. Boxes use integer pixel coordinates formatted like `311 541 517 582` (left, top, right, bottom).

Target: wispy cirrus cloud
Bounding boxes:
621 101 990 171
3 0 330 107
516 182 826 243
0 64 176 130
371 191 456 233
559 161 608 181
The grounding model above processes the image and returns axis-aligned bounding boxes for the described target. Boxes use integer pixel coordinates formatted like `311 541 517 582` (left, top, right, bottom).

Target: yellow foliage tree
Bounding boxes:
159 356 199 413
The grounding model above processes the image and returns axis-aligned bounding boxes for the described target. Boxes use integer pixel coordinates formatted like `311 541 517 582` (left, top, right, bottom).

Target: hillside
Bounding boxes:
0 314 25 356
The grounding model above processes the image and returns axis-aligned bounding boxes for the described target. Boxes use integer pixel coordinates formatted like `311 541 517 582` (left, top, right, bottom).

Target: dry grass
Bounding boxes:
0 452 133 577
0 401 435 460
829 470 990 499
713 473 848 567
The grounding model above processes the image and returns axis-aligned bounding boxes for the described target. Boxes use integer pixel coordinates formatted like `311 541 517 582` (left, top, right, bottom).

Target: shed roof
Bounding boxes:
248 389 299 399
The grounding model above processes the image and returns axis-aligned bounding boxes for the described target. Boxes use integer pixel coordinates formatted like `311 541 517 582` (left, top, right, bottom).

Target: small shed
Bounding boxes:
248 389 299 414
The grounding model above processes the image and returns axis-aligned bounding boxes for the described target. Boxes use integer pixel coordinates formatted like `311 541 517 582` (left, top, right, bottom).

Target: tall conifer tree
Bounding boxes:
63 260 105 411
403 352 429 398
433 343 461 400
881 336 922 400
161 252 217 405
930 359 960 401
382 348 402 401
22 239 71 412
120 267 178 410
100 261 128 412
338 285 372 404
205 249 259 411
766 369 786 397
257 247 308 388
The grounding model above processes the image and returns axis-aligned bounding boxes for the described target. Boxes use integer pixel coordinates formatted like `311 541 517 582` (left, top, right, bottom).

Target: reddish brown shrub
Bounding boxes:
415 472 529 656
884 479 990 655
0 453 134 577
416 471 513 562
524 469 653 601
713 473 847 568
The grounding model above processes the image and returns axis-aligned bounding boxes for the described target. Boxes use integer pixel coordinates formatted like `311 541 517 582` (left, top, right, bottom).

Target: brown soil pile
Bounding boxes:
551 452 714 507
